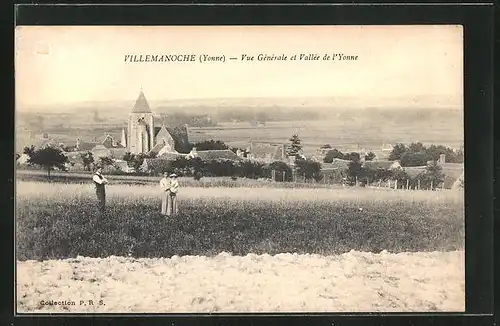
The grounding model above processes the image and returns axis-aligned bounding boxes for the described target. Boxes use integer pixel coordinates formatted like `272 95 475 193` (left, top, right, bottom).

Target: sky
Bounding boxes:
15 25 463 110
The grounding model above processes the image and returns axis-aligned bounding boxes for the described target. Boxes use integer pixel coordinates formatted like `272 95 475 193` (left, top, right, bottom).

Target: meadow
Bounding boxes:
16 181 464 261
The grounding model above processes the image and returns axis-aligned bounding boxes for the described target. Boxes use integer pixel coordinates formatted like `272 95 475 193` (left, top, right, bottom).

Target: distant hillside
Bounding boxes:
16 95 462 115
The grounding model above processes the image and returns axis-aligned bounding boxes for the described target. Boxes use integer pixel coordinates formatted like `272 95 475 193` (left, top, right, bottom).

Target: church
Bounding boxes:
120 90 188 156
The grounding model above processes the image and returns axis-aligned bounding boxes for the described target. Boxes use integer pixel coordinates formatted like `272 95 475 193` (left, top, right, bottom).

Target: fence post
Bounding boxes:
406 179 409 190
418 179 420 190
283 171 286 182
394 179 398 189
431 180 433 191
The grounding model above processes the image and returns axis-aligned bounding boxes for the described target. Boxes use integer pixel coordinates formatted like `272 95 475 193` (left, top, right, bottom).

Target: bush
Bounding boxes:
267 161 293 182
295 158 323 182
237 161 267 179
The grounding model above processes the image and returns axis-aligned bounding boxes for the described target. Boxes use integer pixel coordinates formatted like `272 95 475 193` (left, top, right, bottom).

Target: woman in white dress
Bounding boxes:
159 172 170 215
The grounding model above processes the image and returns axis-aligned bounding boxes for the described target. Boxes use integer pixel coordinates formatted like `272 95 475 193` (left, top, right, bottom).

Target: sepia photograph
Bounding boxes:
15 25 465 313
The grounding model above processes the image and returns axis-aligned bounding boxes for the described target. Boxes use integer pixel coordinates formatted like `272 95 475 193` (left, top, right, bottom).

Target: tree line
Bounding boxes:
388 142 463 166
18 137 455 189
321 142 463 167
345 156 446 190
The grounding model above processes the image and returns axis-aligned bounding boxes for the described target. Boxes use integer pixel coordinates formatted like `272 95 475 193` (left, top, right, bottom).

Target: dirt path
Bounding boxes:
17 250 464 313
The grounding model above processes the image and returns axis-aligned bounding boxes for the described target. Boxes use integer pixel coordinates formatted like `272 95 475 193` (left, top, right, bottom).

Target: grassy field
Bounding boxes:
16 181 464 261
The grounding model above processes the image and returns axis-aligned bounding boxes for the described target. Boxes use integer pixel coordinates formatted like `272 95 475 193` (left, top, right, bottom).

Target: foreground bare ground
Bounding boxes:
17 250 464 313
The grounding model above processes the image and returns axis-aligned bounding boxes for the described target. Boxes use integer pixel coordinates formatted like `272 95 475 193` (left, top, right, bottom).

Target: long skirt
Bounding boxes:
161 192 178 216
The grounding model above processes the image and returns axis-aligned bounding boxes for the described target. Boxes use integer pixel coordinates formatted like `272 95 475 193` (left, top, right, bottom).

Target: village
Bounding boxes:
16 90 464 190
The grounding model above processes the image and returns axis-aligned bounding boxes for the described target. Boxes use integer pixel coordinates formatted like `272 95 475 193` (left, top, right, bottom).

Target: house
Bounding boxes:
157 152 187 161
362 160 401 170
75 139 100 151
381 144 393 152
314 146 333 161
114 159 135 173
140 158 174 174
64 153 86 171
184 147 242 161
140 148 242 174
91 145 113 159
16 153 30 165
197 149 241 161
322 158 351 170
246 142 287 163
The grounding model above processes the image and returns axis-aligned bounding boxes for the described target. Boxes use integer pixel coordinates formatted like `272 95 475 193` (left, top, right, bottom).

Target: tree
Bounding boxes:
193 140 229 151
187 157 205 180
268 161 293 182
80 151 95 171
390 168 411 189
323 149 346 163
400 151 429 167
364 151 376 161
408 142 426 153
125 152 157 171
425 144 463 164
23 145 36 157
346 156 363 186
26 146 68 177
388 143 408 161
97 156 115 170
295 158 323 182
419 161 445 190
237 160 267 179
345 152 361 162
123 152 135 164
287 134 302 157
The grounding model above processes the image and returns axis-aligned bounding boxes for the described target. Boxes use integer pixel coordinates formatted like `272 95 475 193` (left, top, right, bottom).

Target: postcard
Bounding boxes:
15 25 464 313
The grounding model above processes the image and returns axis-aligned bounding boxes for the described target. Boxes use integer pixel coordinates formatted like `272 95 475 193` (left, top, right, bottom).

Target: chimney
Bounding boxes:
439 154 446 164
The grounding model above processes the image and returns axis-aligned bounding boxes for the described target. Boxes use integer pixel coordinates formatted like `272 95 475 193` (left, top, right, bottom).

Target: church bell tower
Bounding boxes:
128 89 154 154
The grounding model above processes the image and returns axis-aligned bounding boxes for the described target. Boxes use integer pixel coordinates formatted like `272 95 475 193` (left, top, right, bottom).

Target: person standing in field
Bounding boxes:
159 172 171 215
93 167 108 213
167 173 180 216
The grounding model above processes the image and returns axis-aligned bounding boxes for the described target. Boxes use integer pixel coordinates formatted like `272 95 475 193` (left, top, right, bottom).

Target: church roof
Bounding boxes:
149 142 167 155
132 90 151 113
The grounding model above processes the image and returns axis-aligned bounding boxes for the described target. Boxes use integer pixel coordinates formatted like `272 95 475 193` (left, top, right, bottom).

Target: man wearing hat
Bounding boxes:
93 167 108 213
